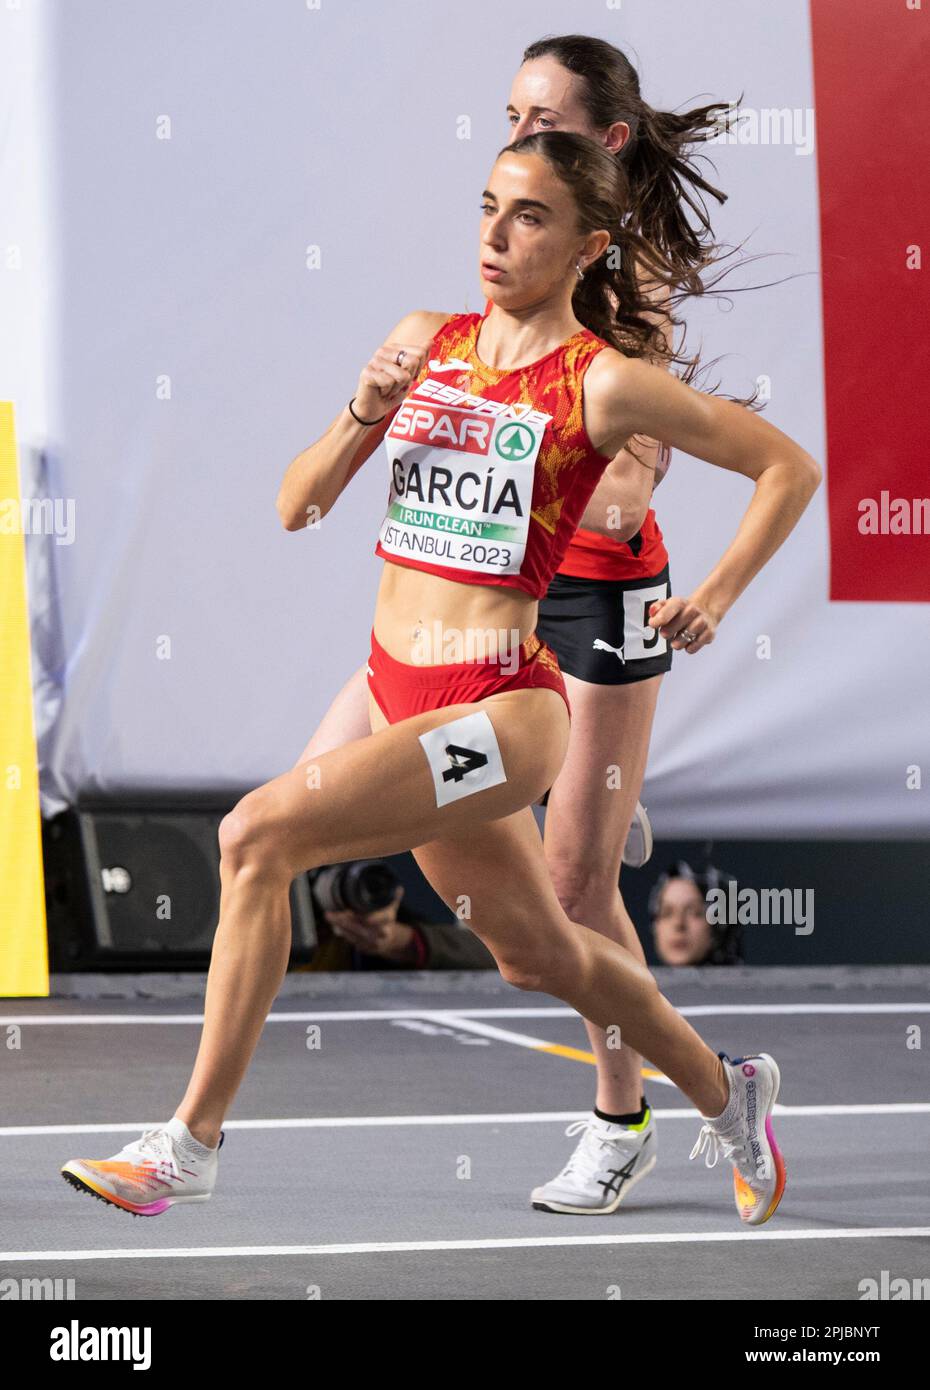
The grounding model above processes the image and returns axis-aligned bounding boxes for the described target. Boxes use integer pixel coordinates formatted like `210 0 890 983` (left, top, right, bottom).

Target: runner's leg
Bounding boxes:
293 662 370 762
543 671 663 1108
412 812 727 1113
174 686 572 1145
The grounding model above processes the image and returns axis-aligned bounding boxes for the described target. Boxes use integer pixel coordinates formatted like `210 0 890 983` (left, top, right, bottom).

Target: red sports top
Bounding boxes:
556 508 669 582
373 311 618 599
466 299 669 584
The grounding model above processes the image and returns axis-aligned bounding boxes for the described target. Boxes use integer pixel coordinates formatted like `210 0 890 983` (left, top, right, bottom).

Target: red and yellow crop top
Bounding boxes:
373 311 616 599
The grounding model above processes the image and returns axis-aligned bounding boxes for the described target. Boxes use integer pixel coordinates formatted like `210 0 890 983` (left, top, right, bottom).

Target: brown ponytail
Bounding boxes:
501 132 687 366
501 130 760 418
521 34 734 296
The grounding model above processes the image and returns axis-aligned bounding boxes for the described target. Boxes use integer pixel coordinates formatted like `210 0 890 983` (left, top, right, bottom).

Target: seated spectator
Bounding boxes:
649 859 743 966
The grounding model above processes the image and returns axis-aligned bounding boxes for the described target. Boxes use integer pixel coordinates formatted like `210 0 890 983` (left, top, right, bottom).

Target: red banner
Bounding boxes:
810 0 930 601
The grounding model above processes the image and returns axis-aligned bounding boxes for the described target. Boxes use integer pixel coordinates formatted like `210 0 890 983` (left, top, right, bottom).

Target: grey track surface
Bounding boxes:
2 968 928 1301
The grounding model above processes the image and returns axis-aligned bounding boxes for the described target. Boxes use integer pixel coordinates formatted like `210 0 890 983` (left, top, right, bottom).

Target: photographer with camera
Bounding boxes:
305 859 496 971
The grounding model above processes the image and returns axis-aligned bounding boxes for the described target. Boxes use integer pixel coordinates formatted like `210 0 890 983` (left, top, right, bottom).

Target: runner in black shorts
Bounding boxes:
538 561 674 686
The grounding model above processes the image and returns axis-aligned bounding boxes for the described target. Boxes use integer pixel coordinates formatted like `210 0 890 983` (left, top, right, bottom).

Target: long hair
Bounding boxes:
517 36 762 411
521 33 733 299
501 130 760 414
648 859 744 966
499 132 696 377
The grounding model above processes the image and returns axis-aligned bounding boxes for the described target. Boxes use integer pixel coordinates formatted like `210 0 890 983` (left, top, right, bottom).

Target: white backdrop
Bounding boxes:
5 0 928 836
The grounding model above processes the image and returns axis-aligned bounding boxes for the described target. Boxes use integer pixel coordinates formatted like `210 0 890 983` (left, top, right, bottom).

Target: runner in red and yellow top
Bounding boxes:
307 37 800 1220
63 124 816 1232
375 310 616 600
368 307 618 723
472 287 676 689
292 36 798 1220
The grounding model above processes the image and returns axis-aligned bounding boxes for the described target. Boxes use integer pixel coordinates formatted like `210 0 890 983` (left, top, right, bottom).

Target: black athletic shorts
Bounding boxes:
536 564 674 686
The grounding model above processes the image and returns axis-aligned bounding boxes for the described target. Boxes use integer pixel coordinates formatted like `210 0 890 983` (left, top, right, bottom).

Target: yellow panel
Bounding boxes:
0 401 49 996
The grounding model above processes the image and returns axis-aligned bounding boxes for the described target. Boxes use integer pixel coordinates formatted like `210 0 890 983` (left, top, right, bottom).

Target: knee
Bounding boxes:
495 954 547 994
547 854 617 925
493 931 585 997
218 794 287 880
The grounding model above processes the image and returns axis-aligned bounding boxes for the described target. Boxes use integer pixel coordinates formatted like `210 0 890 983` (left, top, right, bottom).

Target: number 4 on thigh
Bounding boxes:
443 744 488 783
419 711 506 807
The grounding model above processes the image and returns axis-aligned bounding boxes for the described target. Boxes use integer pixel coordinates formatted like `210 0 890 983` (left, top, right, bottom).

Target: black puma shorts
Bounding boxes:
536 565 674 686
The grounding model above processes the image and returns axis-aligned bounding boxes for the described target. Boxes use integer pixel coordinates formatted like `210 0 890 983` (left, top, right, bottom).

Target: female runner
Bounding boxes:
62 130 819 1227
286 33 754 1216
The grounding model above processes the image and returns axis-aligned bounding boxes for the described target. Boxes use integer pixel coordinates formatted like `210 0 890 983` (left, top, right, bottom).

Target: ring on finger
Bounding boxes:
395 349 406 367
678 628 699 644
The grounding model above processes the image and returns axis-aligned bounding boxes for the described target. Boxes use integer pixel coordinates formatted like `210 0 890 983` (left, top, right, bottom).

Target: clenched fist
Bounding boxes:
353 341 430 421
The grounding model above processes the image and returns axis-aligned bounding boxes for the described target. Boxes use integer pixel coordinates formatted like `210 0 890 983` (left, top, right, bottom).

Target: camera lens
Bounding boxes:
313 860 399 914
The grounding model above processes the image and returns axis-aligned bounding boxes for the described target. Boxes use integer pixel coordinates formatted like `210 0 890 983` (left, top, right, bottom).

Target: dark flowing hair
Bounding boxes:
517 35 762 410
500 131 676 362
521 33 734 299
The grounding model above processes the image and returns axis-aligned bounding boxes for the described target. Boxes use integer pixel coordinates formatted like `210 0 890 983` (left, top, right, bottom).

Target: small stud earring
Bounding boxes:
575 262 585 280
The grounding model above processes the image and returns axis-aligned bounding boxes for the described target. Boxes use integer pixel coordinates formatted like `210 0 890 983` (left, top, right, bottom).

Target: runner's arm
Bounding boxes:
589 351 822 621
276 310 449 531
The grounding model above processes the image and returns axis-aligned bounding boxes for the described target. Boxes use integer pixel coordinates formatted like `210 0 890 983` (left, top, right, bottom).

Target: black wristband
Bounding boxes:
348 396 387 426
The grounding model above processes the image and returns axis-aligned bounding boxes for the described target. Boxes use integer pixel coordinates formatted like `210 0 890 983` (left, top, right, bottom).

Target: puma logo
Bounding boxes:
592 638 626 663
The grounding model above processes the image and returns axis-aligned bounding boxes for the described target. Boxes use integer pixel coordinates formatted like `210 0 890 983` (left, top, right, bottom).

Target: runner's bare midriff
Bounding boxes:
374 559 538 665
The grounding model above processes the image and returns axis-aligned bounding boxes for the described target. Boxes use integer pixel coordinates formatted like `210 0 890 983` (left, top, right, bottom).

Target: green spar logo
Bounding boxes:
494 423 536 461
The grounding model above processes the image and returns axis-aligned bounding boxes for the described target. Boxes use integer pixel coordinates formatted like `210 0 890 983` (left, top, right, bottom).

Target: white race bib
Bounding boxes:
377 378 550 577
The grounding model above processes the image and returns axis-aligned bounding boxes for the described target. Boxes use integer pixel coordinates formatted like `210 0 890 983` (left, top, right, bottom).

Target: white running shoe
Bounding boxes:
61 1118 223 1217
689 1052 786 1225
531 1109 657 1214
621 802 654 869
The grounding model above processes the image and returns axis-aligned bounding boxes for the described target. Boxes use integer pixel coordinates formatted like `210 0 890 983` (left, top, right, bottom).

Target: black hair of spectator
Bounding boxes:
647 857 744 965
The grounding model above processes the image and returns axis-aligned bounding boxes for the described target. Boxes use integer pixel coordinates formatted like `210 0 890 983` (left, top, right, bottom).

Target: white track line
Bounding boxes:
3 1228 930 1263
3 1002 930 1025
4 1102 929 1138
414 1012 560 1050
415 1012 679 1082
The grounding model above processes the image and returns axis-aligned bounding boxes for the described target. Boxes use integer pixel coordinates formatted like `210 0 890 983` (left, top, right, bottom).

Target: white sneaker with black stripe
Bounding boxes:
531 1109 657 1214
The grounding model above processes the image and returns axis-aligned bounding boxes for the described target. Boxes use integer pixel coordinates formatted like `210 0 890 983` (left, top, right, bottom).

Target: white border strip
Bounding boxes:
3 1227 929 1263
4 1102 929 1138
415 1012 557 1050
3 1002 930 1025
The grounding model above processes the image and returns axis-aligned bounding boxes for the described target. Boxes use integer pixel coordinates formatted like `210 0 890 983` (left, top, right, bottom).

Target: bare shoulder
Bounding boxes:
582 347 654 453
387 309 456 343
584 345 648 401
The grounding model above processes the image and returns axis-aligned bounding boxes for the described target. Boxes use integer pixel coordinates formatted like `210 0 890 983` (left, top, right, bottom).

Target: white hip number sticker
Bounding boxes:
418 710 507 807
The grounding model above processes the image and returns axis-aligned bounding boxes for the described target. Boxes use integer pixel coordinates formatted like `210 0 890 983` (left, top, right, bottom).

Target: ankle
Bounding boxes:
594 1096 648 1126
699 1055 732 1121
175 1114 221 1150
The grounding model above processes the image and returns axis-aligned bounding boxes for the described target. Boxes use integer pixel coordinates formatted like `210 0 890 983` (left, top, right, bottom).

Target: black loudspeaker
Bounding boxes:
43 804 317 970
